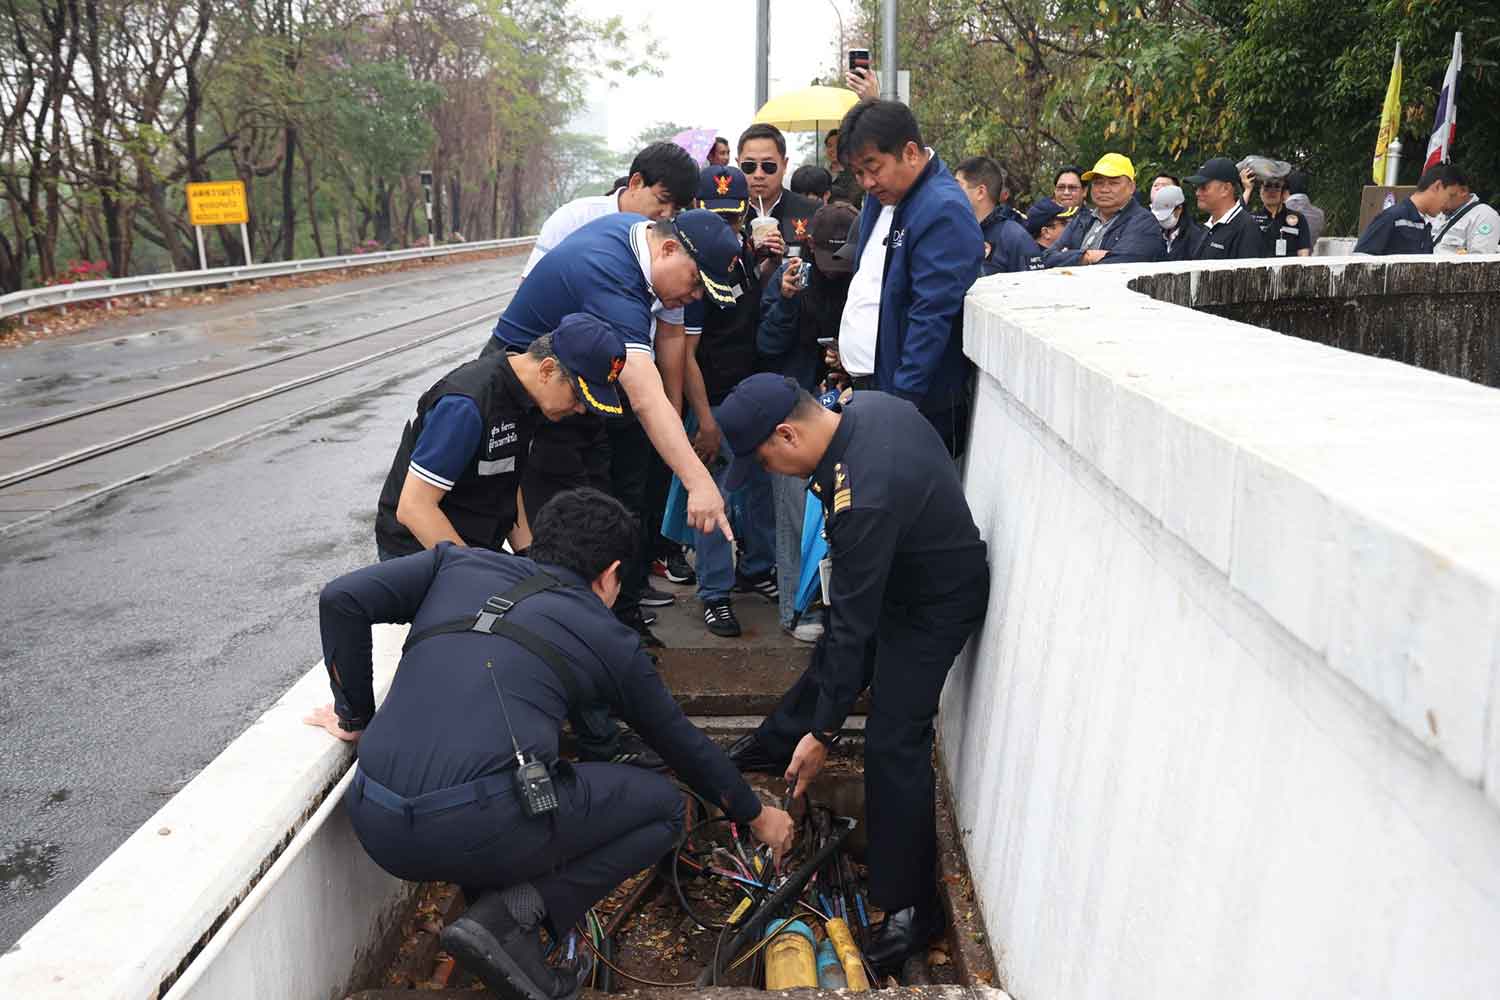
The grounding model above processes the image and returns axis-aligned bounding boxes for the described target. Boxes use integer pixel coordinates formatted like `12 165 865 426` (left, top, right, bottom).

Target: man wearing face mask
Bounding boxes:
1150 184 1207 261
1041 153 1163 267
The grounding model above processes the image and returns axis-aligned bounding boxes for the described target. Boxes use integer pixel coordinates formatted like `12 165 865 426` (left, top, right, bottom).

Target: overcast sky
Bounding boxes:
571 0 855 170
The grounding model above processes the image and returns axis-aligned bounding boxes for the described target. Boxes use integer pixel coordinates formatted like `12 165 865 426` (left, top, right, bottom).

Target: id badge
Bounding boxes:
819 557 832 606
1275 238 1287 256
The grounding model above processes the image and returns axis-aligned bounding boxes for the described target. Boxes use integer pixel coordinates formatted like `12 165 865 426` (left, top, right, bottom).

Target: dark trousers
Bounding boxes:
752 583 988 913
346 763 684 935
604 417 652 620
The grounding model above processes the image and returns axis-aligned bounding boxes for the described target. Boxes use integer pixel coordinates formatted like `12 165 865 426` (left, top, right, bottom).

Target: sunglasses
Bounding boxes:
739 160 780 175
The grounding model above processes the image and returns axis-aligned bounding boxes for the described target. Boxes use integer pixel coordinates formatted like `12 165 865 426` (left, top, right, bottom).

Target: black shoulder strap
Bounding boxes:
1435 199 1480 244
402 571 591 705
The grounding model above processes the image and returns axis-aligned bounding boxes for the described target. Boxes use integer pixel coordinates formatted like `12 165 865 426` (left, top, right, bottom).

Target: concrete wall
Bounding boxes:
940 256 1500 1000
0 625 410 1000
1131 256 1500 388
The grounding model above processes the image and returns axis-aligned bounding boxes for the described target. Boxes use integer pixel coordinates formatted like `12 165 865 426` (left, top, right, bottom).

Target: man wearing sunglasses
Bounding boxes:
738 124 819 281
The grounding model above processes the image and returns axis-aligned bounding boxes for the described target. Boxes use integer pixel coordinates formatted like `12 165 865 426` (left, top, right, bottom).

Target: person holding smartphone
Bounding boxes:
758 201 860 643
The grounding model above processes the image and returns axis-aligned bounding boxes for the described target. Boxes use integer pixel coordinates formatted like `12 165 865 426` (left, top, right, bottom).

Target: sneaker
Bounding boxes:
784 620 824 643
703 599 742 637
734 569 779 603
618 610 665 648
664 548 696 585
609 730 666 770
640 584 676 607
641 610 657 626
441 892 593 1000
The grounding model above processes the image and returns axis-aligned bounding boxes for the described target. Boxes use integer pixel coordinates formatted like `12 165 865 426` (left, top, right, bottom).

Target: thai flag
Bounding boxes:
1424 33 1463 171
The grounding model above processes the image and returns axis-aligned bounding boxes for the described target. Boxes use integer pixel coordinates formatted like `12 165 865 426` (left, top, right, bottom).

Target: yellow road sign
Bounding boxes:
186 181 249 226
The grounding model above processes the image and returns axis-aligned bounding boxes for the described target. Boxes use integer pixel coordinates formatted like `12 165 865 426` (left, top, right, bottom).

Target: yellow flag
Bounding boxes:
1373 43 1403 184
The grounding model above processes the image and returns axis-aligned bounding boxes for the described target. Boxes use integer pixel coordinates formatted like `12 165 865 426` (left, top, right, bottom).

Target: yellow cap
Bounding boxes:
1082 152 1136 181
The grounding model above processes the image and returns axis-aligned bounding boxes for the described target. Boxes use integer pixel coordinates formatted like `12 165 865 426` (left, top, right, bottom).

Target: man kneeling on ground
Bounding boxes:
308 488 794 1000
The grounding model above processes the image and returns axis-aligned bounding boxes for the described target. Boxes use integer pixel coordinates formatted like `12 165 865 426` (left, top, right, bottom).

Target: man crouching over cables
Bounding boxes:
307 488 794 1000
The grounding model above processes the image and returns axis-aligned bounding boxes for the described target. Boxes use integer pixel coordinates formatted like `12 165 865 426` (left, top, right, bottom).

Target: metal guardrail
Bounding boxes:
0 236 536 321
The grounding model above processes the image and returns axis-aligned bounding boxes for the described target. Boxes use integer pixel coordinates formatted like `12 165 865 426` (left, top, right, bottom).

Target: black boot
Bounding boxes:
441 892 593 1000
726 733 787 774
864 892 948 972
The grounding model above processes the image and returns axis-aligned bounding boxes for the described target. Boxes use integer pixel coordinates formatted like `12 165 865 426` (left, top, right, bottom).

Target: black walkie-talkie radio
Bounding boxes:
486 660 558 819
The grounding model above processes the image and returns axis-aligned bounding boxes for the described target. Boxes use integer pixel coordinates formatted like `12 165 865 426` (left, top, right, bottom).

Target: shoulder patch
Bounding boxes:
1285 213 1299 225
1478 222 1494 236
833 462 852 514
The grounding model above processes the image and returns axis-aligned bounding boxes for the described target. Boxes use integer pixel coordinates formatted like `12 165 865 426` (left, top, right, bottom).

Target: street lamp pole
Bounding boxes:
755 0 770 110
881 0 898 100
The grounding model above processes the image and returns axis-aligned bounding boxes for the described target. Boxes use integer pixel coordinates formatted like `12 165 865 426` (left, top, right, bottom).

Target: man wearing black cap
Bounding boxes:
487 209 744 645
720 374 990 971
376 314 629 562
1186 157 1265 259
680 164 778 638
1024 197 1076 251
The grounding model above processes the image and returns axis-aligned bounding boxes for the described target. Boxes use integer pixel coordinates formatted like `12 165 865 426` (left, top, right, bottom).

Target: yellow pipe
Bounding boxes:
825 917 870 992
763 920 818 990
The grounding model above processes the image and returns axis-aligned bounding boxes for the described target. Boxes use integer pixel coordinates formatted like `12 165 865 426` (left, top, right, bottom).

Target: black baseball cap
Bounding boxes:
714 373 801 490
671 208 744 306
809 202 859 275
1024 197 1077 237
1186 157 1239 186
697 165 749 215
551 313 628 416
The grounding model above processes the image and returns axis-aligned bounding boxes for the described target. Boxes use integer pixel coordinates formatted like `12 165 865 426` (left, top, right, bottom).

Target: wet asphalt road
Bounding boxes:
0 256 521 948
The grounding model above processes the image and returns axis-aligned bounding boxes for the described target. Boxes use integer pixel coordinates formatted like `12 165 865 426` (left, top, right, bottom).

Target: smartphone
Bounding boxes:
848 49 871 74
817 337 838 348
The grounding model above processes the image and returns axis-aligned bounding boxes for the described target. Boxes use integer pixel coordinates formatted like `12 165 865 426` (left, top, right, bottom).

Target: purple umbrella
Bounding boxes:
670 127 720 164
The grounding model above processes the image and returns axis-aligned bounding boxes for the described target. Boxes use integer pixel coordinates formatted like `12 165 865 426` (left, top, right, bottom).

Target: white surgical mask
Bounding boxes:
1157 213 1177 231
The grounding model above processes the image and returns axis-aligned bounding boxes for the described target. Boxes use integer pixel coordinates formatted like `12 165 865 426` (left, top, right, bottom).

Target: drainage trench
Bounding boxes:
351 583 998 999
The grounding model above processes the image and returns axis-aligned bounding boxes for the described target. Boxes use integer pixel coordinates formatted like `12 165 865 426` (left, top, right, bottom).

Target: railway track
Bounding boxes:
0 283 517 531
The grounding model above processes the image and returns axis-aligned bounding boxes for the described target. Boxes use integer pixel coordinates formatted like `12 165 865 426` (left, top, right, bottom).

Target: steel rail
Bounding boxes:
0 298 505 493
0 285 515 441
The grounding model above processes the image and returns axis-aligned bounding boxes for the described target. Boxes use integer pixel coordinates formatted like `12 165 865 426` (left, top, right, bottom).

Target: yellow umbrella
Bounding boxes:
753 86 859 133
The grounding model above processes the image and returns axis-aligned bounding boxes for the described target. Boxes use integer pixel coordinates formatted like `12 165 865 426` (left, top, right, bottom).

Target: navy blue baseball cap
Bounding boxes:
550 313 627 416
697 165 749 215
715 373 801 490
672 208 744 306
1024 197 1077 237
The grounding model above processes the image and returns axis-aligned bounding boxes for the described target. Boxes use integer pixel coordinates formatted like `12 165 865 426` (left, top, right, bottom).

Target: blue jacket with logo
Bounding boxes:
1041 196 1164 268
852 154 983 413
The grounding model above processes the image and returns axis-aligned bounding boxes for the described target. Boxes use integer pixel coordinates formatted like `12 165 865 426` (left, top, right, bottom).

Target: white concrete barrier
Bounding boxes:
941 257 1500 999
0 625 409 999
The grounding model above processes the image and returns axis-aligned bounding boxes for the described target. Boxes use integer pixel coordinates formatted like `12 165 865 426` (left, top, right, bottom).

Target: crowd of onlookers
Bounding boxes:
382 85 1499 656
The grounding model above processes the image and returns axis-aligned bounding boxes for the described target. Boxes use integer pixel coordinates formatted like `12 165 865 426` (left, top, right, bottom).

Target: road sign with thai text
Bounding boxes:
186 181 249 226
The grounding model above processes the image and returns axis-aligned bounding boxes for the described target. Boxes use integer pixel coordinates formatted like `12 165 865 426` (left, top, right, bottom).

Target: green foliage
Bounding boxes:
855 0 1500 235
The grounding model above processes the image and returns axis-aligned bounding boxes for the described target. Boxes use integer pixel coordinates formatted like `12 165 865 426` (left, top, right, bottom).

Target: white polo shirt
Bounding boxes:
837 205 893 377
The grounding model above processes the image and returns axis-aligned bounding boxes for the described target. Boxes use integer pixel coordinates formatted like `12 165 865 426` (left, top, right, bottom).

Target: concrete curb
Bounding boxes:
0 624 408 999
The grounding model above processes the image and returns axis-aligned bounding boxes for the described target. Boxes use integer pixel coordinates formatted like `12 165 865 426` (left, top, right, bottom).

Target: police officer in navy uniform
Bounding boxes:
310 488 795 1000
719 374 990 971
954 156 1041 274
1354 163 1469 256
375 315 627 561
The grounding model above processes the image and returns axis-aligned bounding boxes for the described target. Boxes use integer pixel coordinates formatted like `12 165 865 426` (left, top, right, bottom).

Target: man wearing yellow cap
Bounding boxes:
1041 153 1163 268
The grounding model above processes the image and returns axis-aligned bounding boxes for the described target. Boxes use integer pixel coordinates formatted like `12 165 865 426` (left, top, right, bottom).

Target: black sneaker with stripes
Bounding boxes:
733 569 779 603
703 598 741 637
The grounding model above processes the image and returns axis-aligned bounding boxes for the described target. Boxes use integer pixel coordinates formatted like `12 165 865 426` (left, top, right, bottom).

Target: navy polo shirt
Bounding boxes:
1353 197 1434 256
491 214 658 357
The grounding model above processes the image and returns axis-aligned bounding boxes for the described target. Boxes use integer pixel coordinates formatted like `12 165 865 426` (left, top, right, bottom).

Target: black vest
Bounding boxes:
375 356 537 557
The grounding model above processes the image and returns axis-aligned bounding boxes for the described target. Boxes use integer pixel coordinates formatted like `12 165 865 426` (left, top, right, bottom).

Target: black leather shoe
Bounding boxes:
864 894 948 972
441 892 593 1000
726 733 786 774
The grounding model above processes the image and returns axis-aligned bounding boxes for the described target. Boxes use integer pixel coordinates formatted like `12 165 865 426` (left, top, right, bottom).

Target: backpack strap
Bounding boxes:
1435 199 1480 245
402 571 591 706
